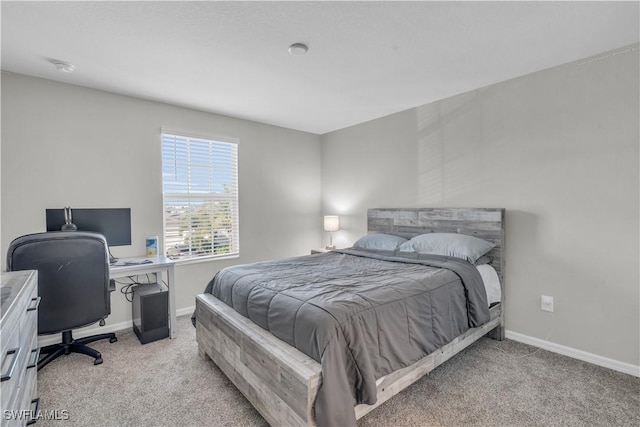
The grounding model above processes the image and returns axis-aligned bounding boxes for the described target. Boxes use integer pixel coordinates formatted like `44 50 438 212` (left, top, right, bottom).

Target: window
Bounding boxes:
161 131 239 261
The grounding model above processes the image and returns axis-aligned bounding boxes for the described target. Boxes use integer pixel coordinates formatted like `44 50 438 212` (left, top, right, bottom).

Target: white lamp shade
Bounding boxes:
323 215 340 232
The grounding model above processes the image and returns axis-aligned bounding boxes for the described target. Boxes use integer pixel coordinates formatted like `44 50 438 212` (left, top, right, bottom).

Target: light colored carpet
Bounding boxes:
37 315 639 426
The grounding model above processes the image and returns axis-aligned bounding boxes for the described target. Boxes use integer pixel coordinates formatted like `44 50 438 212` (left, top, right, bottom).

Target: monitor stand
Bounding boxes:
108 249 118 265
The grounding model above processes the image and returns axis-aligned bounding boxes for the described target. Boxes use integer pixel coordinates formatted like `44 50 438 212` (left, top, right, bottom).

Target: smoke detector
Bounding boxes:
53 60 75 73
288 43 308 55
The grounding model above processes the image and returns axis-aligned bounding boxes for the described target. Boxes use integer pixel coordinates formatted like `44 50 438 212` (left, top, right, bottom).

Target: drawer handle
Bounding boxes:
27 296 41 312
27 347 40 369
1 347 22 381
26 397 40 425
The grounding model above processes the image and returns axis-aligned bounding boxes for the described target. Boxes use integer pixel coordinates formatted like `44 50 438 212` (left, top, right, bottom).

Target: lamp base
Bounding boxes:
325 245 336 250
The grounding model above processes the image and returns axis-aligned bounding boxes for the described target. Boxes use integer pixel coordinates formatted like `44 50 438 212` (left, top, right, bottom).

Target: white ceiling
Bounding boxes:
2 1 638 135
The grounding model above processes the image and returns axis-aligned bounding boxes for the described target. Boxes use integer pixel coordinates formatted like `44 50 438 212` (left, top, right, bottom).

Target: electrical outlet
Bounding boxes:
541 295 554 312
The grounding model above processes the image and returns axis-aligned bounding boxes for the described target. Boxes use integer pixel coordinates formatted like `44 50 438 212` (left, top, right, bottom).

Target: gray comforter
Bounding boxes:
202 249 489 427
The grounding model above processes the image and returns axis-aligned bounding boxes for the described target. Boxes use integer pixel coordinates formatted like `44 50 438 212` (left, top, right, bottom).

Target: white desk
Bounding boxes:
109 255 176 338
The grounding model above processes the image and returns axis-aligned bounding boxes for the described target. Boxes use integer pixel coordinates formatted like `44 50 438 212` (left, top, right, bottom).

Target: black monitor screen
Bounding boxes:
46 208 132 246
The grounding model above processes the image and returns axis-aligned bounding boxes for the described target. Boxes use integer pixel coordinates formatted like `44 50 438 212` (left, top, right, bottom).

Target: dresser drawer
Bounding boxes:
15 332 39 424
5 282 38 395
1 271 38 427
1 325 22 411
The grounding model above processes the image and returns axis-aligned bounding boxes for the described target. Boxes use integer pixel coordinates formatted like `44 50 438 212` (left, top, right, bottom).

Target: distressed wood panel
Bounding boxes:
196 294 321 425
369 207 501 222
368 208 505 285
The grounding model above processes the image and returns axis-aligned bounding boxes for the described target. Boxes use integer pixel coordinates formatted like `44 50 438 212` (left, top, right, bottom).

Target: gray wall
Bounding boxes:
1 73 322 326
322 44 639 366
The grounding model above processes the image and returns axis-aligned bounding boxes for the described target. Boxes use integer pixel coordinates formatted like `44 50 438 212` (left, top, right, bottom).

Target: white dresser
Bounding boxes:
1 270 39 426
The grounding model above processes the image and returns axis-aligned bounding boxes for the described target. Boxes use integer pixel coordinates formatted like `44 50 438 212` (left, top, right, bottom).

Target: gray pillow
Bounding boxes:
473 255 493 266
353 233 408 251
398 233 495 263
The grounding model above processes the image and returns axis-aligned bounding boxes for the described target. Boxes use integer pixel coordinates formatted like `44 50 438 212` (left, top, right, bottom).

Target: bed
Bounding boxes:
195 207 505 426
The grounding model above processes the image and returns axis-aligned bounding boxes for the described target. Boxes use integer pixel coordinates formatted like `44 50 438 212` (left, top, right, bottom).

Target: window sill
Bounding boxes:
171 253 239 267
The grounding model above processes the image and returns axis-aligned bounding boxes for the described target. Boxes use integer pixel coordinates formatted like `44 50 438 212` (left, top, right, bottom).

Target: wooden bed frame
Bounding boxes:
196 208 505 426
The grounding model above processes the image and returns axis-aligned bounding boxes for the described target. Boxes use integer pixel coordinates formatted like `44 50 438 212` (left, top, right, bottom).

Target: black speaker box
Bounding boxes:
132 283 169 344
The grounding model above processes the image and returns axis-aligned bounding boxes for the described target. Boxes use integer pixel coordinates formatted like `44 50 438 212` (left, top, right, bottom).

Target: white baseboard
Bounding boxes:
176 305 195 317
38 305 196 347
505 330 640 378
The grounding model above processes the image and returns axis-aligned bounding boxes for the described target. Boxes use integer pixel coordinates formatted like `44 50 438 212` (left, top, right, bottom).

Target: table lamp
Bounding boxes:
323 215 340 250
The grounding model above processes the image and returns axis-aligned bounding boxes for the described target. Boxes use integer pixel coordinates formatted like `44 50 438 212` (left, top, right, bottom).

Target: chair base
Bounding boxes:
38 330 117 371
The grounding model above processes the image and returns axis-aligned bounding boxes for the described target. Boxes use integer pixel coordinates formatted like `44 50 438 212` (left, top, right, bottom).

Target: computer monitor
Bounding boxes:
46 208 132 246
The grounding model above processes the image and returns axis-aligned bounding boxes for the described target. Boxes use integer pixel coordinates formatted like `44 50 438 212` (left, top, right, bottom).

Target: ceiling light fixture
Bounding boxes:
288 43 308 55
53 60 75 73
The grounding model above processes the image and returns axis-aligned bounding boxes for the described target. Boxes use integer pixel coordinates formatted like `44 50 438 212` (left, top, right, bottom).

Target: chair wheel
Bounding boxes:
109 337 117 343
94 357 103 365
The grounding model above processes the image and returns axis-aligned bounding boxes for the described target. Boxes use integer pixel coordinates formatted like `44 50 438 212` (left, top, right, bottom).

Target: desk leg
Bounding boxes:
168 266 177 338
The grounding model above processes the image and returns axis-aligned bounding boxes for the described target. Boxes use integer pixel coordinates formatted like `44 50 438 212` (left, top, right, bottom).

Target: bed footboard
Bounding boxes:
196 293 502 426
196 293 322 426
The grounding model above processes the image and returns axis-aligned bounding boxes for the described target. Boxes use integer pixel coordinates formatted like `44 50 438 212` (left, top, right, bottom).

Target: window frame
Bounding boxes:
161 129 240 263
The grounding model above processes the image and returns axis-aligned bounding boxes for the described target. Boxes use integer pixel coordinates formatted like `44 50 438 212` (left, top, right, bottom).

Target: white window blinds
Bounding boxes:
161 132 239 260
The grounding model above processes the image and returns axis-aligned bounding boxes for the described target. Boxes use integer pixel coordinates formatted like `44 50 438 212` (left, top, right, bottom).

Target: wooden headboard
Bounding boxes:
367 208 505 283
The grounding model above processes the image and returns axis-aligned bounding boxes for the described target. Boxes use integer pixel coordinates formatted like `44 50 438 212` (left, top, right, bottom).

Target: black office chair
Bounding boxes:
6 231 118 370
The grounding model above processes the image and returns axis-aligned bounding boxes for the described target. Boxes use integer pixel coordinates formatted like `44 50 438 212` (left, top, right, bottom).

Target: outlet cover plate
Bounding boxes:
541 295 554 312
